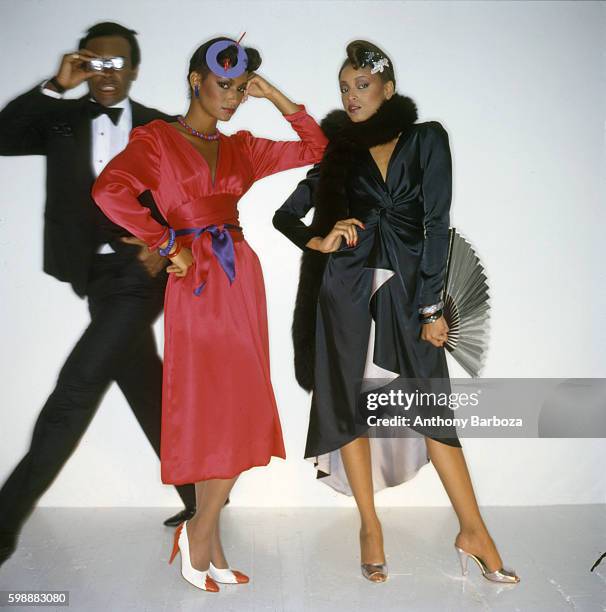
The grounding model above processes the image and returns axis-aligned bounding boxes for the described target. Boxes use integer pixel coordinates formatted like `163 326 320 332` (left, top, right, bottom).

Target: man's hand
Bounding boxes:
121 236 167 278
54 49 99 90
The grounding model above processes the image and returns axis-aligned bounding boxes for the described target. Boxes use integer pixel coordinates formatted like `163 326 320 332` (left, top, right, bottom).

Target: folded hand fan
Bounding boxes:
441 228 491 377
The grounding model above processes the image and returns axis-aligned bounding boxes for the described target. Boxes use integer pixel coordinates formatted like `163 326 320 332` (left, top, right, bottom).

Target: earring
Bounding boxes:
194 84 199 98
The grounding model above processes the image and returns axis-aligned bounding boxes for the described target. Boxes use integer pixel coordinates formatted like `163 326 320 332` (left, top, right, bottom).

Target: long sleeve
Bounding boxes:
0 84 67 156
239 105 327 182
417 121 452 308
92 125 169 249
272 164 321 250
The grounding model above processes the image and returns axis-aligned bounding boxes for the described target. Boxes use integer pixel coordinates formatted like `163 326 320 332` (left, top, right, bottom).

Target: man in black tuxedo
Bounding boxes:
0 22 197 567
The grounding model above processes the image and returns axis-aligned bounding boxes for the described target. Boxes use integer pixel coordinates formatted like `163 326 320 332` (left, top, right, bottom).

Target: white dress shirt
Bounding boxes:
41 82 133 253
90 97 132 178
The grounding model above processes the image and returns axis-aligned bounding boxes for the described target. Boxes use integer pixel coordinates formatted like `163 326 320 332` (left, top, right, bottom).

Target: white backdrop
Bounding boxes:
0 0 604 508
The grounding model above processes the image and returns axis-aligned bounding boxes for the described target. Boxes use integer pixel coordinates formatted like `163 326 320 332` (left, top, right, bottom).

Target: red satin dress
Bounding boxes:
92 106 327 484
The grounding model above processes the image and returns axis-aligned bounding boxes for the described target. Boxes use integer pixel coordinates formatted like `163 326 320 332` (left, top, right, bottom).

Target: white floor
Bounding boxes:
0 506 604 611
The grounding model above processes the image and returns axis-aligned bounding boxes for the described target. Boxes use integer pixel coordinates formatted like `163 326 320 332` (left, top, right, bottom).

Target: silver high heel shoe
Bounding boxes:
361 562 389 583
455 544 520 583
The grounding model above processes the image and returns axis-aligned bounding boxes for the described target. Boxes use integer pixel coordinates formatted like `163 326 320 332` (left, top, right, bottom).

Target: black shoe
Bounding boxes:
0 531 17 568
163 507 196 527
163 497 230 528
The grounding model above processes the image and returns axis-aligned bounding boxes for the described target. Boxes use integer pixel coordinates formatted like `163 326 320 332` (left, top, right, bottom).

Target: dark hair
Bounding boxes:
188 37 262 84
339 40 396 88
78 22 141 68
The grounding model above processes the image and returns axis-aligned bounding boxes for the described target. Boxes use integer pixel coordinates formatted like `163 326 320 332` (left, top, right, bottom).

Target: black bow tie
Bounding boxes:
88 101 124 125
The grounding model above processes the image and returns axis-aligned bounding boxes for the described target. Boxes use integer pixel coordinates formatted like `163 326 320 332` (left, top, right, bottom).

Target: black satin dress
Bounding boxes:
274 121 461 495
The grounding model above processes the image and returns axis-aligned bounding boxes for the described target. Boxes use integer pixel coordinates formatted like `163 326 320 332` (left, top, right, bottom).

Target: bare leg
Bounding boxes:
186 476 238 571
425 438 503 571
340 437 386 581
210 514 228 569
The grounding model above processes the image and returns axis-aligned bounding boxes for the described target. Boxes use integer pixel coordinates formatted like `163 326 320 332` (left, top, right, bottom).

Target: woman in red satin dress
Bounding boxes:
92 37 327 591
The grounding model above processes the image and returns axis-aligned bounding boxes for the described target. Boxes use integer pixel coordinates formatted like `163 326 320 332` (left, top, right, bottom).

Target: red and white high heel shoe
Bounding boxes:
209 561 250 584
169 522 219 592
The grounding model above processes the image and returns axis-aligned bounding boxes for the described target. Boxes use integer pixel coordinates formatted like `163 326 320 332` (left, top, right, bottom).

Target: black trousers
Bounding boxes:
0 250 195 533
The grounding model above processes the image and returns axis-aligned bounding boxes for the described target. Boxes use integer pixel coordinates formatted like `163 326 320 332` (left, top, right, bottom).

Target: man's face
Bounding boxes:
84 35 138 106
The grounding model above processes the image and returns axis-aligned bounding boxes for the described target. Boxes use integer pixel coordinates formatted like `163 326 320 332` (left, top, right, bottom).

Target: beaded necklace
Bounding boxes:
177 115 220 141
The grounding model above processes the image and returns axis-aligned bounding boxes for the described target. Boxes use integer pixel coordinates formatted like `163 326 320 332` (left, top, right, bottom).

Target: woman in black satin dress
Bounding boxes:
273 40 520 584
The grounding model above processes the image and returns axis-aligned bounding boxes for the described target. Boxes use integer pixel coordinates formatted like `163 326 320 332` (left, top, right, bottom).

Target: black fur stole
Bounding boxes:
292 94 419 391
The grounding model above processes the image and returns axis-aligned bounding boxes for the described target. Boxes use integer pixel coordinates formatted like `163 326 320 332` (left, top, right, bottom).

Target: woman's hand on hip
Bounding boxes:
166 247 193 277
308 218 365 253
420 316 449 348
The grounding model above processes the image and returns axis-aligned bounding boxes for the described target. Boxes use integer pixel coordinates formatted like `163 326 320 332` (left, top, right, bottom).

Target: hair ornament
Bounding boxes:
361 50 390 74
370 57 390 74
205 34 248 78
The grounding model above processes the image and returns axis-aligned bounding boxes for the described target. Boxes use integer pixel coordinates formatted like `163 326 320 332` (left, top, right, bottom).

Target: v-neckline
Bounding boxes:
164 120 222 187
366 131 404 187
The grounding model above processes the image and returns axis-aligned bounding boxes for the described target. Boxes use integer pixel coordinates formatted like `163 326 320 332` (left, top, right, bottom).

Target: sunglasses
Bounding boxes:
87 56 126 72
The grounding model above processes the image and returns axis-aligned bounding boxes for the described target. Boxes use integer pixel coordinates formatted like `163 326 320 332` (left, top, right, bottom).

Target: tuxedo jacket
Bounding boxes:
0 85 172 297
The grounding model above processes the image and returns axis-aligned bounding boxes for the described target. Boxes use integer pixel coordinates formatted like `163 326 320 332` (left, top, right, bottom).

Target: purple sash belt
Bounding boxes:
175 224 243 296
